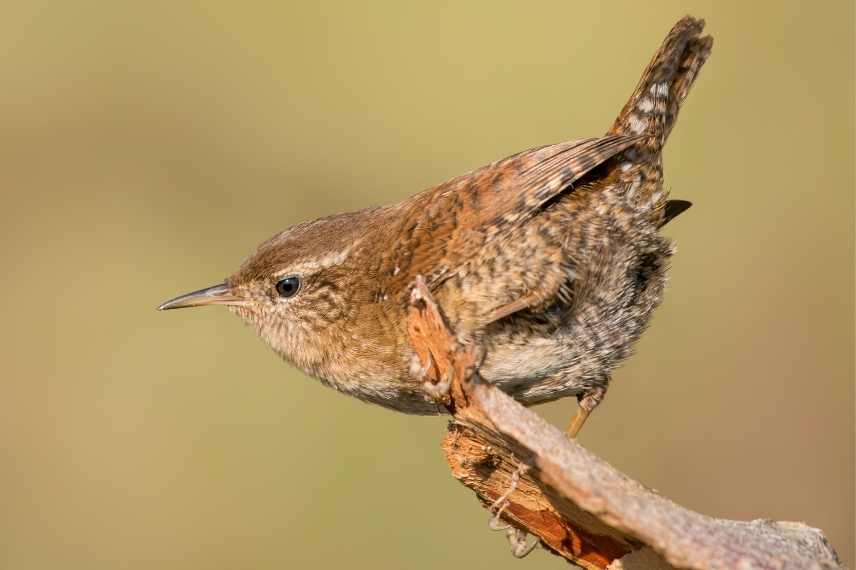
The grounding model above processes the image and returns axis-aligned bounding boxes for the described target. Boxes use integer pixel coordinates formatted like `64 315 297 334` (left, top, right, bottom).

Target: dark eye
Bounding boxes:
275 276 300 298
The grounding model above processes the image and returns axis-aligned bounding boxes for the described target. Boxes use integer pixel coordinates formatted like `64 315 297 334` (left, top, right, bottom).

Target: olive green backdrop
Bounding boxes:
1 1 853 568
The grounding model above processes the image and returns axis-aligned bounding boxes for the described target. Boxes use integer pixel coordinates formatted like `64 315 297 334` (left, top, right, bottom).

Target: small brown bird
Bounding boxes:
159 17 712 436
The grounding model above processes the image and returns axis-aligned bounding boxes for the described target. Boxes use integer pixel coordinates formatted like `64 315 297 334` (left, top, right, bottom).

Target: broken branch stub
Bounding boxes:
406 278 843 569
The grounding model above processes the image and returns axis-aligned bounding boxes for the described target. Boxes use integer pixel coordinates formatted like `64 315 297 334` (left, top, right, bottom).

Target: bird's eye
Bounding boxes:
275 276 301 298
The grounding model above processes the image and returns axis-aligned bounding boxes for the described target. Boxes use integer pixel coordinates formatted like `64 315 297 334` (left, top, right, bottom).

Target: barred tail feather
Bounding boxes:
611 16 713 148
606 16 712 219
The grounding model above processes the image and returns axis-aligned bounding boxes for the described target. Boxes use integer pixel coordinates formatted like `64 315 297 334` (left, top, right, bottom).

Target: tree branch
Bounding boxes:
407 277 843 569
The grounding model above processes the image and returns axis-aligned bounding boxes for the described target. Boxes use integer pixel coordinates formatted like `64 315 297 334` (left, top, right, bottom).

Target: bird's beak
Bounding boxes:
157 282 246 311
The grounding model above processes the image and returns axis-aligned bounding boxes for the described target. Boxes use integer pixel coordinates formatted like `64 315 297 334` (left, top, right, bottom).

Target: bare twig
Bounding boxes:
407 277 843 569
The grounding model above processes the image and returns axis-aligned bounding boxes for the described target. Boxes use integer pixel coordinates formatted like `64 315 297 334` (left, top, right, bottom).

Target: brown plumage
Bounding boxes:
159 17 713 426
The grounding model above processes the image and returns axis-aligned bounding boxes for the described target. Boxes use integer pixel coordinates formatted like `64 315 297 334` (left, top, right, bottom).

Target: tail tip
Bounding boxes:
612 15 713 141
659 199 693 228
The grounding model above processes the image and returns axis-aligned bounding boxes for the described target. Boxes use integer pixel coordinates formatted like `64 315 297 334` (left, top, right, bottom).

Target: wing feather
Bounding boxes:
377 135 639 299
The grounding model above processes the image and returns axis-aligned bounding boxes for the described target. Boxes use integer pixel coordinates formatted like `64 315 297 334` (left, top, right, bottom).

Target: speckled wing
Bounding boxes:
377 135 639 299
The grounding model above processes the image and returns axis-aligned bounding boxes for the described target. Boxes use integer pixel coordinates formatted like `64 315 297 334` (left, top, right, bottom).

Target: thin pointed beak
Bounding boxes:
157 282 246 311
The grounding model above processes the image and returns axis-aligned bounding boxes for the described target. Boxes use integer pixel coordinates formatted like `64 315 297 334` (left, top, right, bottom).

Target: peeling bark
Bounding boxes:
407 277 843 569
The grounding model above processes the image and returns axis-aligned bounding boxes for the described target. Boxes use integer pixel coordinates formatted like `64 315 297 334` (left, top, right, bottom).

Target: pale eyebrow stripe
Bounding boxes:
272 240 360 278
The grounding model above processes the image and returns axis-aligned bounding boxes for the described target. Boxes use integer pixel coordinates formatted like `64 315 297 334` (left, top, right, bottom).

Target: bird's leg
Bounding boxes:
566 385 607 438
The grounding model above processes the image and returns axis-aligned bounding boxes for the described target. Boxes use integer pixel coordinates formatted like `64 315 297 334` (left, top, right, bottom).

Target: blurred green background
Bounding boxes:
1 1 853 568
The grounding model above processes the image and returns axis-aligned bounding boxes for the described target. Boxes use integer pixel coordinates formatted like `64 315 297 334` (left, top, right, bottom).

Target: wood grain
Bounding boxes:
407 278 843 569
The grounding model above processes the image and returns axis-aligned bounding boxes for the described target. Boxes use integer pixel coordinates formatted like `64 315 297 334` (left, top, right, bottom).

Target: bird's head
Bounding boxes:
158 209 385 375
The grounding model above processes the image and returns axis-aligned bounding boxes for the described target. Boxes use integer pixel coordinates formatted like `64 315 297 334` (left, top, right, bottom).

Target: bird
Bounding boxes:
159 16 712 437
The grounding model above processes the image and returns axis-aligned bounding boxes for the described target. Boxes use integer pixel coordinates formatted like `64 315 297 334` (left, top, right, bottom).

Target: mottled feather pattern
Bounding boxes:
610 17 713 220
376 135 639 300
222 17 712 414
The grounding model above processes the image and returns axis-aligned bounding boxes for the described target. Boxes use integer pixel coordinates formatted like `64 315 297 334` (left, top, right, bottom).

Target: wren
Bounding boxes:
159 17 712 436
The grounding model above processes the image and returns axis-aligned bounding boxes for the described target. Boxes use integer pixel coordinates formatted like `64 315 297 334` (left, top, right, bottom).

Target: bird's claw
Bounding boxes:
422 366 452 399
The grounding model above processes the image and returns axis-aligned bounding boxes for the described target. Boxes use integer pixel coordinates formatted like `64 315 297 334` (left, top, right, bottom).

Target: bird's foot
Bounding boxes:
422 367 452 399
411 351 451 399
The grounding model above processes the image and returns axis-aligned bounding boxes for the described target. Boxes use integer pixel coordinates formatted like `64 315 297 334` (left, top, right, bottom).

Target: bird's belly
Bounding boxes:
479 334 593 405
480 337 568 385
315 363 446 416
319 338 583 415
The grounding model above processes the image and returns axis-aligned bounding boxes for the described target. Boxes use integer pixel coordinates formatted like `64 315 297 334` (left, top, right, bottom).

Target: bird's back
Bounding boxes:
158 17 713 418
383 17 712 410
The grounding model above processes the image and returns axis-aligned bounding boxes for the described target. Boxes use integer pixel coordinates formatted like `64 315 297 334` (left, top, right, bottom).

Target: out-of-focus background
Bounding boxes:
1 1 852 568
